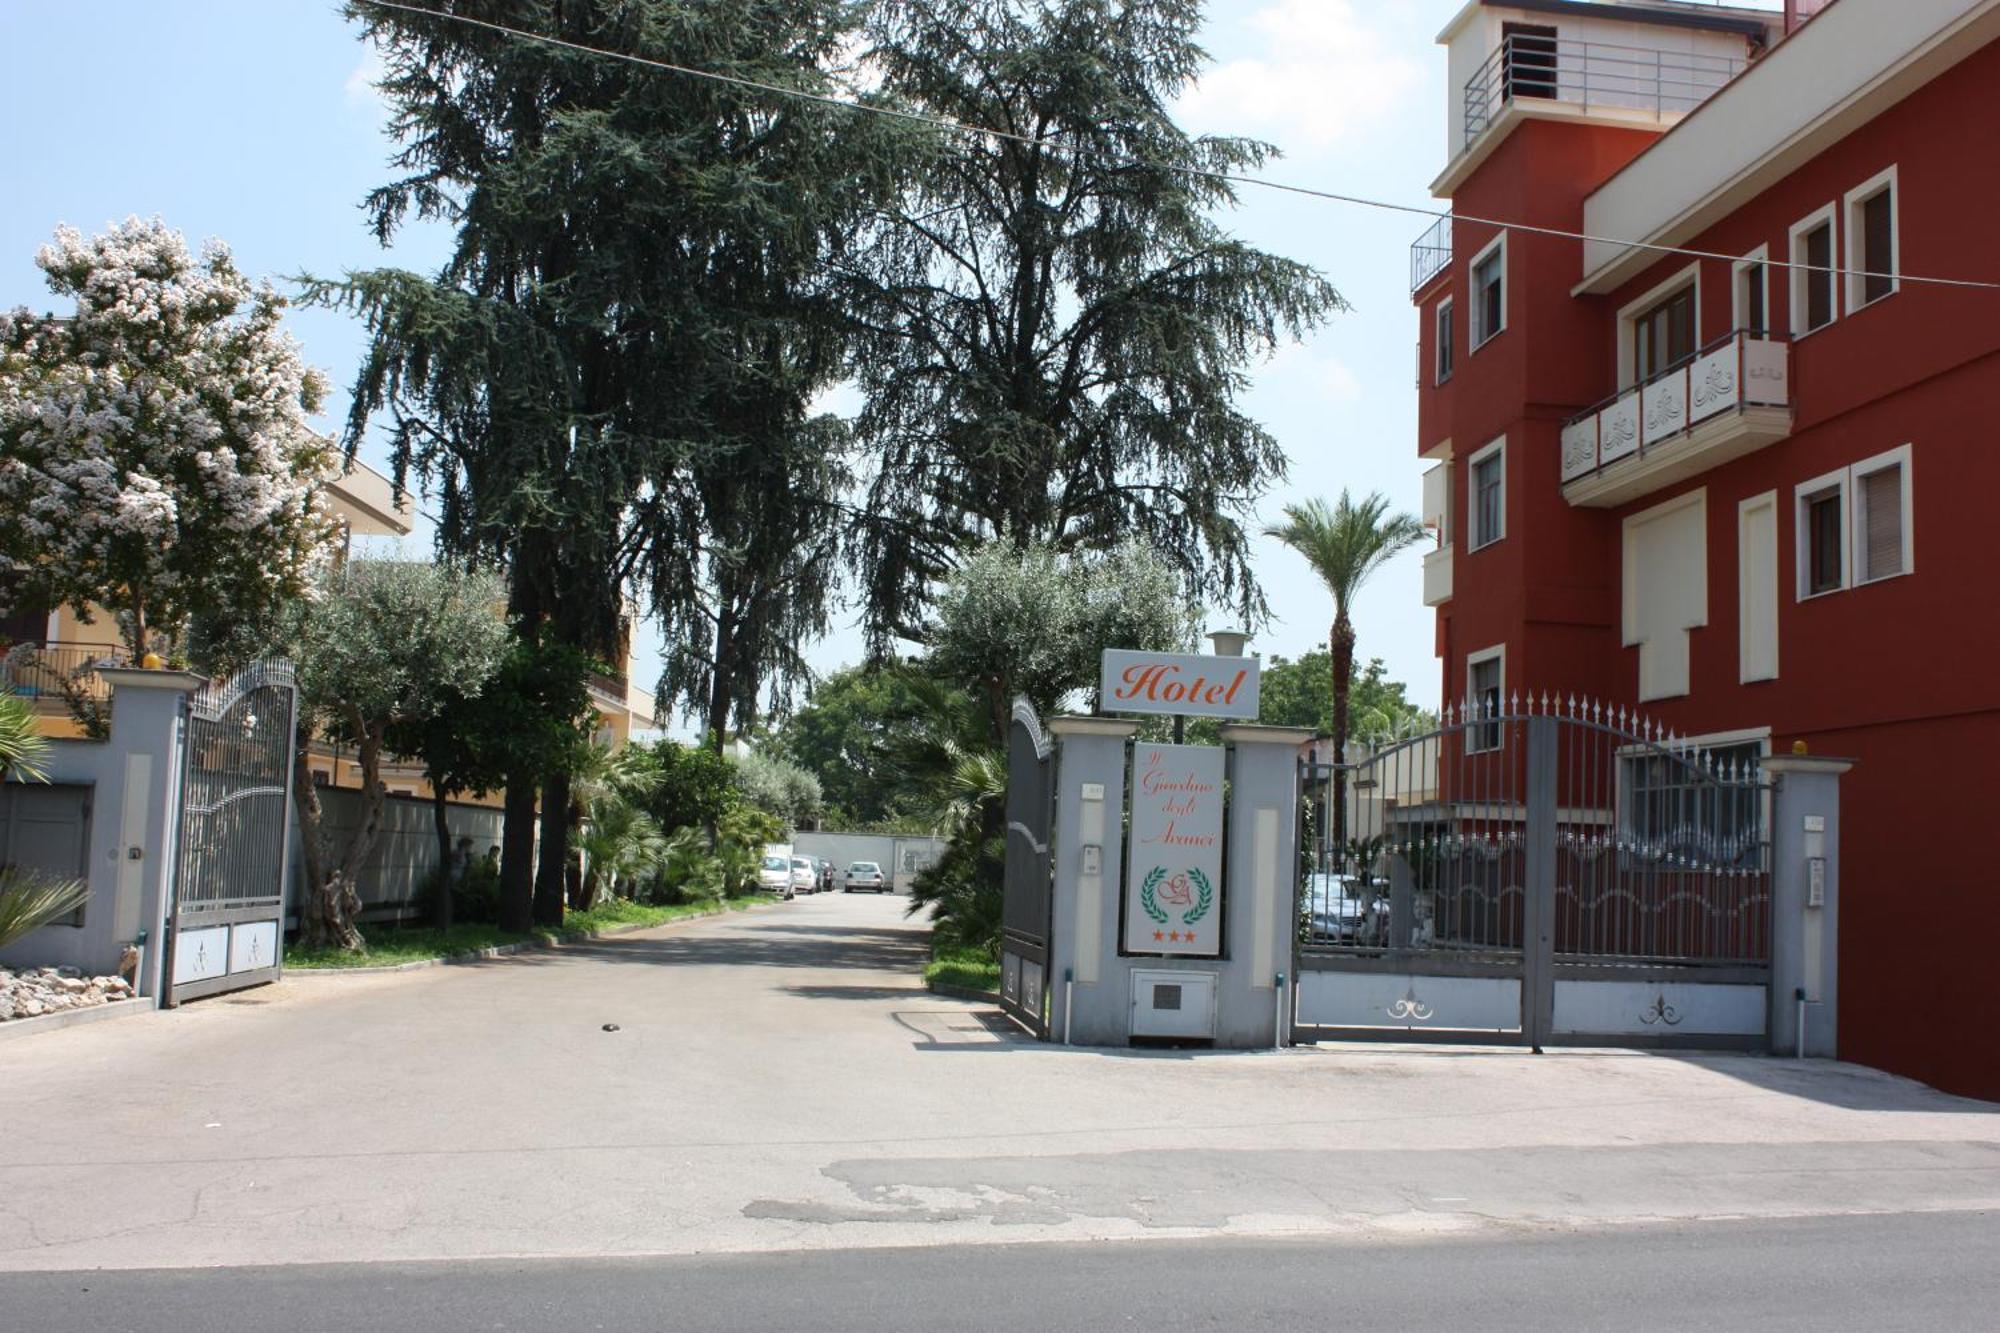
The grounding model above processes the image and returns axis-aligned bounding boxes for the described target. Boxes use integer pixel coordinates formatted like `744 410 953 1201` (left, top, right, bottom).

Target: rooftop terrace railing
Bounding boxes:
1464 33 1745 142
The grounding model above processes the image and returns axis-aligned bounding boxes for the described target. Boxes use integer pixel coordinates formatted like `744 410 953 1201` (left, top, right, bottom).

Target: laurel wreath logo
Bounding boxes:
1140 866 1215 926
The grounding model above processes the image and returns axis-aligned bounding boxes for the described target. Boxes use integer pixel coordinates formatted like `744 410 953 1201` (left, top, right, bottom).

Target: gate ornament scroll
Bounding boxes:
1387 986 1435 1022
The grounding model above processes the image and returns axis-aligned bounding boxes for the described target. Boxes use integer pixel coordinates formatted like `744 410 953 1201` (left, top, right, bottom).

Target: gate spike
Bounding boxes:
1508 687 1519 714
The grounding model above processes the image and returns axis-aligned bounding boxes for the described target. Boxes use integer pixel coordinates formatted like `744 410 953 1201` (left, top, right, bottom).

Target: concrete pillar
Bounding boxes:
94 668 204 1000
1763 754 1851 1059
1046 716 1140 1046
1218 725 1315 1046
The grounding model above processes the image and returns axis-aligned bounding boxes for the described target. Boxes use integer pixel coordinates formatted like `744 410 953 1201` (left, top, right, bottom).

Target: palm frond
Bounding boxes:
0 867 90 951
0 694 50 783
1263 490 1428 617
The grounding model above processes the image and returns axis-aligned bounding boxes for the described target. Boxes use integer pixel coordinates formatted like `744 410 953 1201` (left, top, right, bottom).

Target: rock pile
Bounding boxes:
0 966 134 1021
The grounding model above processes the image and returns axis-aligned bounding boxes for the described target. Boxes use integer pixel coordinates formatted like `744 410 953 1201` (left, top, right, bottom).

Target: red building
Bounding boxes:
1411 0 2000 1099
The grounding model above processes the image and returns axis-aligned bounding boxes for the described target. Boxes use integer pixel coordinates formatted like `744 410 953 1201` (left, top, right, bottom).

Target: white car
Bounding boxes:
844 861 887 893
757 854 795 899
789 856 817 895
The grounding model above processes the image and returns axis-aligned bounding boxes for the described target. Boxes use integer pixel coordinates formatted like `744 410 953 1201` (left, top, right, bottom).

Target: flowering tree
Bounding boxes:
0 218 338 659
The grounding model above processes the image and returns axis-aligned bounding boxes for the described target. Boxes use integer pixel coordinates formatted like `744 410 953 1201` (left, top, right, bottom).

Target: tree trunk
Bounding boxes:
499 779 537 934
532 771 571 928
706 612 734 753
297 724 384 954
431 785 454 931
1331 614 1357 865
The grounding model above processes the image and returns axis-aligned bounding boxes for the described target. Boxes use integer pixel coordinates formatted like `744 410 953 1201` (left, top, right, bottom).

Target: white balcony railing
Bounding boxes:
1561 331 1791 503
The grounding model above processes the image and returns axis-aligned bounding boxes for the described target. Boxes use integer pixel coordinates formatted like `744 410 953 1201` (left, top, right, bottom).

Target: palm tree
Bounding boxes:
1265 492 1427 855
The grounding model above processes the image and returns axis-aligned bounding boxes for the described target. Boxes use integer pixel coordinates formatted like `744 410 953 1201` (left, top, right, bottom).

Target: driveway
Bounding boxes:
1 892 1996 1272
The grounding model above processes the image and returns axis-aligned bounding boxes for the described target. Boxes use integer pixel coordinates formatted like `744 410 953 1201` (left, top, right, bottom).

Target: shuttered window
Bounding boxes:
1858 464 1905 581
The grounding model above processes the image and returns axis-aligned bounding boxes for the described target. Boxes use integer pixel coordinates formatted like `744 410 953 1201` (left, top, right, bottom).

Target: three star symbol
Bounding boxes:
1150 929 1198 945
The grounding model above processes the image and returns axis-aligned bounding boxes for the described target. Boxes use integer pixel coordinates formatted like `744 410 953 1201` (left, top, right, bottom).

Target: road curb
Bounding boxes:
0 996 154 1043
285 900 777 977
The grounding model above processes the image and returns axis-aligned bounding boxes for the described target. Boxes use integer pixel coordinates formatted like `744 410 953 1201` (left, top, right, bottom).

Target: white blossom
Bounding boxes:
0 218 339 656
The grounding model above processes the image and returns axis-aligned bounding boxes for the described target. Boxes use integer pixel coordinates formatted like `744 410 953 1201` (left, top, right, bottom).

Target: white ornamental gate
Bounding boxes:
163 661 299 1005
1295 695 1772 1049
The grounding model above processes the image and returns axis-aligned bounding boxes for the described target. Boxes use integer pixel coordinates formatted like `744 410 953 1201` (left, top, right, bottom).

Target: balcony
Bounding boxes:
1410 214 1452 295
1422 545 1454 607
2 641 121 733
1464 33 1746 145
1561 331 1791 508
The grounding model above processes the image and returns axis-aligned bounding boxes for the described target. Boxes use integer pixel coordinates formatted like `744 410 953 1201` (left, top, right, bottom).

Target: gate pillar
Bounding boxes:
1218 725 1316 1046
94 668 207 1002
1046 716 1141 1045
1764 754 1852 1059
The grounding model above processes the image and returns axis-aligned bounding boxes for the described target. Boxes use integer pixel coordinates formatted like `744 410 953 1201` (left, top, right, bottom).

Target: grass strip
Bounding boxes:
924 945 1001 995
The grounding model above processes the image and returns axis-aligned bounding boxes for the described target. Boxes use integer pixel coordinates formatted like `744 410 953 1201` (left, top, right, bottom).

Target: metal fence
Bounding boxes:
1301 694 1770 972
1410 214 1452 294
1464 34 1744 140
1 641 120 719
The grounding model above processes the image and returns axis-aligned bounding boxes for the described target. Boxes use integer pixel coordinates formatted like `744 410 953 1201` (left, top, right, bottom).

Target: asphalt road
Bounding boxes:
2 892 1997 1273
6 1211 1996 1332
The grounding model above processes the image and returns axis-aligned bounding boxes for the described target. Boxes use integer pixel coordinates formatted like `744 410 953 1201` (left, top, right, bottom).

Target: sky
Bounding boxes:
1 0 1481 729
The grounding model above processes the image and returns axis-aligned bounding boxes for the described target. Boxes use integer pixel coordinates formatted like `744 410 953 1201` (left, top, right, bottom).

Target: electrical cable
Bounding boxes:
351 0 2000 293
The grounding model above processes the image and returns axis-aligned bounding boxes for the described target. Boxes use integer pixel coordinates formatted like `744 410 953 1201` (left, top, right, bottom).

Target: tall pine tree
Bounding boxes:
317 0 901 925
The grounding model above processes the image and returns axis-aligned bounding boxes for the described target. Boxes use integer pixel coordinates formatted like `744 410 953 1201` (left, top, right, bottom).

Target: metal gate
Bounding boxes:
163 661 299 1006
1295 693 1770 1049
998 699 1055 1036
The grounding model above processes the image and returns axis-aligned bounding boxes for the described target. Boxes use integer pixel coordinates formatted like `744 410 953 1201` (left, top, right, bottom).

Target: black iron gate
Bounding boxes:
1295 694 1770 1048
163 660 298 1006
998 699 1055 1036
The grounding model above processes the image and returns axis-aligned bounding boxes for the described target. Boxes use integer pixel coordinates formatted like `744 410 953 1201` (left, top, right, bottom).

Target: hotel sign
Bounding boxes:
1123 743 1226 957
1099 649 1260 720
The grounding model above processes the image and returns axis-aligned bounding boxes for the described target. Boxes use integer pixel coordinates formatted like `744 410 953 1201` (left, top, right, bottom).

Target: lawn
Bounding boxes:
924 945 1001 995
286 895 774 969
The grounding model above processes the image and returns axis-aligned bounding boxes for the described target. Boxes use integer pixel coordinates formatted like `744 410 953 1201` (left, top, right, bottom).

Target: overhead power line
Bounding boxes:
352 0 2000 294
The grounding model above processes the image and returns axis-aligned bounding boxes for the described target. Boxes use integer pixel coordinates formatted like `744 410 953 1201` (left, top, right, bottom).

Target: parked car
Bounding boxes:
844 860 887 893
789 856 817 895
758 854 796 899
1303 872 1367 943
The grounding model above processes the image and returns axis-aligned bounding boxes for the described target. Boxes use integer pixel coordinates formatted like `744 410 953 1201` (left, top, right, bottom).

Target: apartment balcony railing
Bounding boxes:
2 640 122 720
1464 34 1745 142
1560 330 1791 507
1410 214 1452 294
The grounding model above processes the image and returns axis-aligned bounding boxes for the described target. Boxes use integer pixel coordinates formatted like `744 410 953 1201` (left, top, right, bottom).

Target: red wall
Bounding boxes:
1414 42 2000 1099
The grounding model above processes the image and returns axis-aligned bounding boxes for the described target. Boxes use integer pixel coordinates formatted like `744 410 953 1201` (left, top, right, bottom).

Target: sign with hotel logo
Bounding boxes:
1123 743 1226 957
1099 649 1260 720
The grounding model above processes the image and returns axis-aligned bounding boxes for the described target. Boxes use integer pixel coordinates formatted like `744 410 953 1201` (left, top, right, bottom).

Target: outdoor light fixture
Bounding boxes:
1207 628 1251 657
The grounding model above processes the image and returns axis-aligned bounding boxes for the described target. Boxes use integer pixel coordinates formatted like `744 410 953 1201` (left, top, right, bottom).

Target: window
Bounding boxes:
1435 297 1455 384
1733 247 1769 336
1853 447 1912 582
1844 166 1898 310
1789 205 1837 336
1502 23 1559 101
1470 234 1506 349
1467 436 1504 550
1633 283 1696 381
1801 482 1845 596
1466 647 1504 753
1616 263 1699 389
1796 446 1913 598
